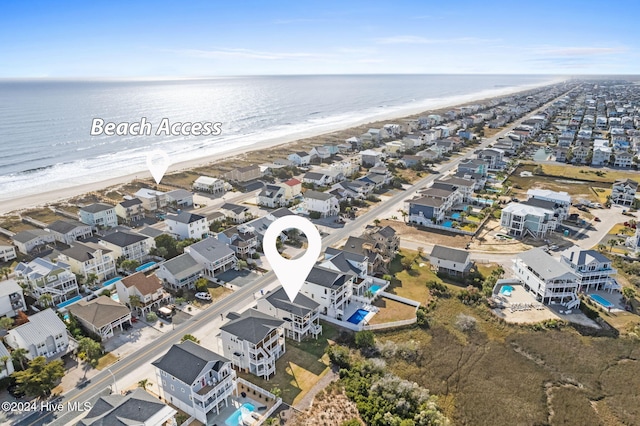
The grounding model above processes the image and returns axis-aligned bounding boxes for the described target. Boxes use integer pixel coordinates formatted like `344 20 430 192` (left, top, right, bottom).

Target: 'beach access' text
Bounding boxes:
90 118 222 137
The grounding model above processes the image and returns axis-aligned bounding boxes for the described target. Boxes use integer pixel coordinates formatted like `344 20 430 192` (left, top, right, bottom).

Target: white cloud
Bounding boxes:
178 48 321 61
536 46 627 56
375 35 498 45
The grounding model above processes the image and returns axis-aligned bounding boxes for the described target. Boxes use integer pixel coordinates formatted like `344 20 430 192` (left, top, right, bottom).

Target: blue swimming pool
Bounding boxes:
111 293 120 302
589 294 613 309
225 403 256 426
442 221 453 228
135 261 156 272
102 277 122 287
370 285 382 294
451 212 461 220
347 309 369 325
57 295 83 310
500 285 514 296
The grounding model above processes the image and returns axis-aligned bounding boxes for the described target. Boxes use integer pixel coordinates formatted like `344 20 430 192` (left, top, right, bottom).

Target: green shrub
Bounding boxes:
146 312 158 322
309 211 321 219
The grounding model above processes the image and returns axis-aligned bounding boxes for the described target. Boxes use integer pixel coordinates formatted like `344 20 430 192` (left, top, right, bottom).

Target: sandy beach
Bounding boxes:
0 79 562 216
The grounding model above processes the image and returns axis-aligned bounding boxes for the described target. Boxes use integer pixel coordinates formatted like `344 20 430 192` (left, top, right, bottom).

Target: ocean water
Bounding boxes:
0 75 558 200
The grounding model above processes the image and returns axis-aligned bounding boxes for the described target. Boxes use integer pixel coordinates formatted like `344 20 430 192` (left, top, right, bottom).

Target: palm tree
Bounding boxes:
397 209 408 223
0 316 13 330
597 244 607 252
0 266 11 280
622 287 636 303
11 347 29 370
128 295 142 313
85 273 99 288
38 293 54 308
373 218 381 227
0 355 10 374
608 238 619 252
138 378 152 390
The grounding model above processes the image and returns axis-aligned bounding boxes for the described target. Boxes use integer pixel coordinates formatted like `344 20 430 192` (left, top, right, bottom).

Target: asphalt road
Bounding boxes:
15 88 572 426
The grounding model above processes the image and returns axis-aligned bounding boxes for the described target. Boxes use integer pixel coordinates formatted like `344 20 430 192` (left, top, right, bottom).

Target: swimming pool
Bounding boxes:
451 212 461 220
500 285 514 296
111 293 120 302
347 309 369 325
135 261 157 272
589 294 613 309
57 295 83 310
225 403 256 426
102 277 122 287
369 285 382 294
442 221 453 228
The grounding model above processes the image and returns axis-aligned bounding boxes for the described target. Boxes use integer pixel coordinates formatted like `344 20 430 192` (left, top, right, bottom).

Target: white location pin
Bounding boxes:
263 216 322 302
146 150 171 184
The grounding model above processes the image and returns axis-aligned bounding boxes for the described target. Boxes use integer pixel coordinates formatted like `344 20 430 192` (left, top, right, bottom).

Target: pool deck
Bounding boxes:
586 290 626 312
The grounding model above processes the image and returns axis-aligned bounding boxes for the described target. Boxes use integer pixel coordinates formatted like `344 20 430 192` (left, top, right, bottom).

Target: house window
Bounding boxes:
181 387 185 393
170 385 174 391
163 380 166 386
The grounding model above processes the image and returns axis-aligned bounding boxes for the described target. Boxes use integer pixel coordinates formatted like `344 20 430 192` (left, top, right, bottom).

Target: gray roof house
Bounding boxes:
429 245 472 276
256 287 322 342
183 237 237 278
46 220 93 245
5 308 69 360
78 388 176 426
153 340 236 424
156 253 204 290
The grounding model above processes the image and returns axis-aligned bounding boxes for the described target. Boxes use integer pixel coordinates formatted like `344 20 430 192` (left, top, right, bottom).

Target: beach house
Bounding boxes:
217 225 257 259
287 151 311 167
256 287 322 342
135 188 167 211
220 309 286 380
0 245 17 262
513 248 580 309
0 343 14 379
611 178 638 206
165 211 208 240
116 272 171 316
220 203 250 224
183 237 237 278
0 279 27 318
78 388 176 426
46 220 93 245
115 198 145 223
165 189 194 208
153 341 236 424
156 253 204 291
301 265 355 320
429 245 473 277
79 203 118 229
500 202 557 239
14 258 79 306
526 189 571 221
302 190 339 218
98 230 155 263
68 296 132 340
11 229 56 255
257 184 288 208
193 176 225 194
559 246 620 292
58 241 117 281
5 309 69 360
224 165 261 182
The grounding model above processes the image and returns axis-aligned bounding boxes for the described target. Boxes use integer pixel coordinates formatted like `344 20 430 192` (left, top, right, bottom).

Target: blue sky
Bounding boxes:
1 0 638 78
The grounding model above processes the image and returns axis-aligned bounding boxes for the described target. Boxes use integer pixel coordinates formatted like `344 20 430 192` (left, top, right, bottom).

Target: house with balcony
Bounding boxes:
303 171 334 187
560 246 620 292
46 220 93 245
135 188 167 211
287 151 311 167
220 309 286 380
14 258 79 306
613 151 634 168
5 309 69 360
116 272 171 316
156 253 204 291
360 149 384 167
363 225 400 259
224 165 261 183
11 229 56 255
79 203 118 229
302 190 339 218
513 248 580 309
220 203 250 224
431 176 475 203
165 212 208 240
183 237 237 278
98 230 155 264
256 287 322 342
526 189 571 221
257 184 288 208
500 202 557 239
591 139 612 166
611 178 638 206
458 159 489 177
0 245 16 262
165 189 194 208
407 196 447 226
78 388 176 426
68 296 131 340
282 178 302 199
477 148 505 170
58 241 117 282
0 279 27 318
217 225 257 259
301 265 355 320
193 176 225 194
153 341 236 425
115 198 145 223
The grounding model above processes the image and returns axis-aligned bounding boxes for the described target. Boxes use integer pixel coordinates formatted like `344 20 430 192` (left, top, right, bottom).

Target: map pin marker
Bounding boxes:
146 150 171 184
264 216 322 302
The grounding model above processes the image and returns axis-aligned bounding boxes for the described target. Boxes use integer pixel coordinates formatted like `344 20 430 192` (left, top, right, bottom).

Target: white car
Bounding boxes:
195 292 212 301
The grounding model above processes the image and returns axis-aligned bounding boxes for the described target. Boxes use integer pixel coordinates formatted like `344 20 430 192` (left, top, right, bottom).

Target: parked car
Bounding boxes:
594 217 601 222
195 292 212 301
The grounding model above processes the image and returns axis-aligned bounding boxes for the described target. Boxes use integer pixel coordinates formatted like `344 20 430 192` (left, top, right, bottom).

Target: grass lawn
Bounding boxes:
387 250 442 304
538 163 640 183
592 187 611 204
510 164 610 201
160 170 202 189
608 223 634 236
208 284 232 302
238 322 339 405
369 297 417 324
95 352 118 370
21 208 61 224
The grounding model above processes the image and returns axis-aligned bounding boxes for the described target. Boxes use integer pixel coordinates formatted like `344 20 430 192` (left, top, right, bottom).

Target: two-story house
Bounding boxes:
134 188 167 211
288 151 311 167
526 189 571 221
0 279 27 318
78 388 176 426
156 253 204 291
220 203 250 224
115 198 145 223
116 272 171 316
153 341 236 425
407 196 447 226
256 287 322 342
220 309 286 380
46 220 93 245
79 203 118 229
68 296 132 340
217 225 257 259
98 230 155 264
513 248 580 309
257 184 288 208
560 246 620 292
14 258 79 306
183 237 237 278
165 212 208 240
429 245 473 276
500 202 557 239
5 309 69 360
0 245 16 262
611 178 638 206
11 229 56 255
58 241 117 282
302 190 339 218
193 176 225 194
301 265 355 320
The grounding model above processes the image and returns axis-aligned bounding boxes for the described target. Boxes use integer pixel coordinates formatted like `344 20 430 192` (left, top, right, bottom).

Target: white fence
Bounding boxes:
236 377 283 425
